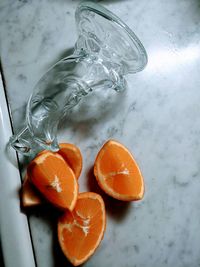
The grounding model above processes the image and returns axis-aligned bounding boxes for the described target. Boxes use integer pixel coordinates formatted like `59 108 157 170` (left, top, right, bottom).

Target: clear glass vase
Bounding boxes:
9 1 148 157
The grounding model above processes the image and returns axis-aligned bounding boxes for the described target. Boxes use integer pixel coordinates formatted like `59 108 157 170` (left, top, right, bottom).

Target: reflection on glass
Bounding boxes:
9 1 147 157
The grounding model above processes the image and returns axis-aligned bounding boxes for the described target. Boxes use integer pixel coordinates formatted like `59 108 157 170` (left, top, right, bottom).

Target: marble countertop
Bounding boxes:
1 0 200 267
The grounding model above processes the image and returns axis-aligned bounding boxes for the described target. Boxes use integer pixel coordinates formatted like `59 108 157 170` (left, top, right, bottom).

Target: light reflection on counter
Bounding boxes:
146 45 200 73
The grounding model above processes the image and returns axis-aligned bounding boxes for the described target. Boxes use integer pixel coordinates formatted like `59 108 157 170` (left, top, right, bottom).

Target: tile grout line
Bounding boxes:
0 60 38 267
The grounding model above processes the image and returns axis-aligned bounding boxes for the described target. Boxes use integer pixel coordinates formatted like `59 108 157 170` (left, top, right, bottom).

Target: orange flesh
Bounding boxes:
22 143 82 208
58 143 82 179
58 192 106 266
22 175 43 207
94 140 144 200
27 152 78 210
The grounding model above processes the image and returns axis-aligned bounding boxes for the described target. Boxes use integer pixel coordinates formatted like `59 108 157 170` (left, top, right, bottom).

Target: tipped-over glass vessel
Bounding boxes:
9 1 147 157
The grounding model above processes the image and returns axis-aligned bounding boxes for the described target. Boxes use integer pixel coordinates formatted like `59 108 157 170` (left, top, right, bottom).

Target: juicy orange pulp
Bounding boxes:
22 174 45 207
27 151 78 210
94 140 144 201
22 143 82 208
58 192 106 266
58 143 82 179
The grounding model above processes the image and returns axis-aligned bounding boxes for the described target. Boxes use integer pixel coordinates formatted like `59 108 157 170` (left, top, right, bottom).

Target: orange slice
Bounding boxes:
21 174 45 208
27 151 78 210
58 143 82 179
94 140 144 201
58 192 106 266
22 143 82 208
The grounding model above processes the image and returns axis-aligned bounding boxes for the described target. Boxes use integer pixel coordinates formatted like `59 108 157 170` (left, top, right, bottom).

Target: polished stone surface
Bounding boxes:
1 0 200 266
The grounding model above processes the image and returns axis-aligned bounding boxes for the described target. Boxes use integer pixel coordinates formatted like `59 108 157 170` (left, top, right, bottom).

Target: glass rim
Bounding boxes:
76 1 148 72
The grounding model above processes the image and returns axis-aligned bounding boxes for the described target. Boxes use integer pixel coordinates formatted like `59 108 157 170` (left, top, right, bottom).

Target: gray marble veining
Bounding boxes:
1 0 200 266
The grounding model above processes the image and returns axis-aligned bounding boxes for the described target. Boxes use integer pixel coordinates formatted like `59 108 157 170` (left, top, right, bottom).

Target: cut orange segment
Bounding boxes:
22 143 82 208
27 151 78 210
58 143 82 179
94 140 144 201
22 174 44 208
58 192 106 266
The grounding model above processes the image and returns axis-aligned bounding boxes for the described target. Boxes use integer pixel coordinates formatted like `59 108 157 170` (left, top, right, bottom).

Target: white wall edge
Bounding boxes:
0 72 36 267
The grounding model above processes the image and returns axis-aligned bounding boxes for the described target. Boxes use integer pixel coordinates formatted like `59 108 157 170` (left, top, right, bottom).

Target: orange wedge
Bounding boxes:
22 174 45 208
58 192 106 266
22 143 82 208
94 140 144 201
58 143 82 179
27 151 78 210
